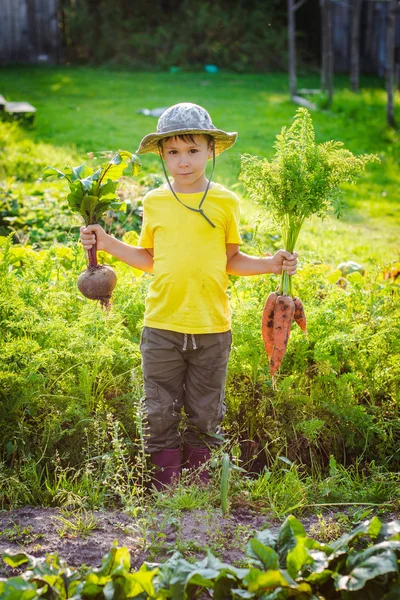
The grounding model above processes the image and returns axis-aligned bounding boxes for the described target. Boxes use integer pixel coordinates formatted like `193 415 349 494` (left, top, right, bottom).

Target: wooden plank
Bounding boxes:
298 89 321 95
5 102 36 114
292 95 317 110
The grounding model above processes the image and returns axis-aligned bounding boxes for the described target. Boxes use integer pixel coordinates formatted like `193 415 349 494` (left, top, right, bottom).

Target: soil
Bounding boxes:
0 501 398 578
0 503 271 577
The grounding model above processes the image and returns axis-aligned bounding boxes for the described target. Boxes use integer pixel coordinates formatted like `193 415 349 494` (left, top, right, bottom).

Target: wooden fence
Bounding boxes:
0 0 61 64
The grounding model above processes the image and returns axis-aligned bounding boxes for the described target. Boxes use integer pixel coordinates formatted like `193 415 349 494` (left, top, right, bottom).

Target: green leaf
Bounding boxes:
79 175 97 191
67 191 85 211
122 153 142 177
252 529 279 551
378 521 400 542
327 269 342 284
231 589 254 599
347 541 400 570
331 517 382 552
278 516 306 564
93 201 112 220
76 581 105 597
126 564 157 596
41 166 68 181
92 546 131 580
0 577 39 599
244 568 305 594
72 164 93 180
239 107 378 260
286 536 312 579
347 271 364 285
304 568 333 586
99 179 118 198
303 548 333 585
103 566 157 599
109 201 127 212
3 552 30 568
41 151 139 219
100 151 141 184
245 539 279 570
335 546 399 592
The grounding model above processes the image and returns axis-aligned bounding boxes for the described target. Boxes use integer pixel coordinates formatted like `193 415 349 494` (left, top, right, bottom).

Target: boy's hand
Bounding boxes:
80 225 109 252
270 250 298 275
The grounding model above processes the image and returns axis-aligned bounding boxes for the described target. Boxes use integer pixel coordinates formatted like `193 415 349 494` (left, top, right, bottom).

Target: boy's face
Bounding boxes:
160 134 213 190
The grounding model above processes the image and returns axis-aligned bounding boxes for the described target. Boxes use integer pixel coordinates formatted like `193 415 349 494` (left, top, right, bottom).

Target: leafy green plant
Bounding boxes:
220 453 231 515
41 151 141 308
0 522 43 545
240 108 378 297
3 516 400 599
53 509 98 539
240 108 379 385
245 456 309 518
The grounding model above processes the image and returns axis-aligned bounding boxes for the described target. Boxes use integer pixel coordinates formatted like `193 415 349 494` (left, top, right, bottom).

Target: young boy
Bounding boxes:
80 102 297 490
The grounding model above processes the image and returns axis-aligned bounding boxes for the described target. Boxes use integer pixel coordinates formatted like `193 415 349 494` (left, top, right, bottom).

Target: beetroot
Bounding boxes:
42 150 141 309
78 265 117 309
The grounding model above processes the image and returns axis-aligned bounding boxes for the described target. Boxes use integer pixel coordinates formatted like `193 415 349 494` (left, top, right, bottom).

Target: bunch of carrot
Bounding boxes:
262 293 306 388
240 108 377 387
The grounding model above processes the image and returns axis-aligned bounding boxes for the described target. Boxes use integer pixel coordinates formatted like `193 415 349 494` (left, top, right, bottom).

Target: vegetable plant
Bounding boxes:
2 516 400 598
42 151 141 309
240 108 378 385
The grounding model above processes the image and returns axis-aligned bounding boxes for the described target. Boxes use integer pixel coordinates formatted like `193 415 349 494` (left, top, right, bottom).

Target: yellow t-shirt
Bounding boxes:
138 182 242 334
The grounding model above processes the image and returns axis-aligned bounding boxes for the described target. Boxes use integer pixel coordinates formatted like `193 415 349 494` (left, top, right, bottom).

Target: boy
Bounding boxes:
80 102 297 490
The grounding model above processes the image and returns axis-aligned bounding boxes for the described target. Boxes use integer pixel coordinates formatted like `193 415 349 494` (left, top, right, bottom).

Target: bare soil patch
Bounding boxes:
0 504 274 576
1 504 398 576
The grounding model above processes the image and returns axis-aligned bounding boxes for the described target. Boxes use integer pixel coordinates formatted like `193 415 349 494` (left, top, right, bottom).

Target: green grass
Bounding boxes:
1 66 399 268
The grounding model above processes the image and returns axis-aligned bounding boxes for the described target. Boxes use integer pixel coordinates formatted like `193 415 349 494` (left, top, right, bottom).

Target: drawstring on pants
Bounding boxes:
182 333 197 351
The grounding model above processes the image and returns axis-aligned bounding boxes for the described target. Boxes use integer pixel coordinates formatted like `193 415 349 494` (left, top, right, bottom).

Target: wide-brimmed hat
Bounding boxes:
136 102 237 156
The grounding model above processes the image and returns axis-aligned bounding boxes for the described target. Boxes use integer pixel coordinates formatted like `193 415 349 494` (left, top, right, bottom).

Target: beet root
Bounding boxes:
77 264 117 309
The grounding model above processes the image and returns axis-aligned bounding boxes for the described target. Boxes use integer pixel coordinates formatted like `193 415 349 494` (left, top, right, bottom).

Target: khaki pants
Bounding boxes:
140 326 232 453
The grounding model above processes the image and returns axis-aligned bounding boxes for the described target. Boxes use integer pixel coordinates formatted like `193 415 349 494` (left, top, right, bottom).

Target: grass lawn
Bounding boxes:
1 65 400 268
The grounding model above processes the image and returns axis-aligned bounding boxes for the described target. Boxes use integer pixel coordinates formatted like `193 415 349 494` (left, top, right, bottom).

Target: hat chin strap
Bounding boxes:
158 140 216 228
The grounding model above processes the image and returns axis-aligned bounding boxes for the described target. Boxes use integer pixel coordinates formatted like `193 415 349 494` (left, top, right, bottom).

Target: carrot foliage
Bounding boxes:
240 108 378 295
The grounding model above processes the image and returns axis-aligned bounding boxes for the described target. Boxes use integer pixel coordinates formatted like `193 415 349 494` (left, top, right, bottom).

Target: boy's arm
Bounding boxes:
80 225 154 273
105 236 154 273
226 244 297 276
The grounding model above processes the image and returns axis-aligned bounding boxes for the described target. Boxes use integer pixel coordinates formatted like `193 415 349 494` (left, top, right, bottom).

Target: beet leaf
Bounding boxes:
42 150 141 266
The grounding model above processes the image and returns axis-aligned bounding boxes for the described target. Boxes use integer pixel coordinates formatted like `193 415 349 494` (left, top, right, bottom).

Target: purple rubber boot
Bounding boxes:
182 444 211 484
151 448 181 491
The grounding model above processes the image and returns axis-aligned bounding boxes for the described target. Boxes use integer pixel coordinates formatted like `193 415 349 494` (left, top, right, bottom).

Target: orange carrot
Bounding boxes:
269 295 295 384
261 292 278 359
293 296 307 335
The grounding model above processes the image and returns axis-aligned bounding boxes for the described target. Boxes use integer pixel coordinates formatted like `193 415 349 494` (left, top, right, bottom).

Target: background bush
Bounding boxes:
60 0 287 71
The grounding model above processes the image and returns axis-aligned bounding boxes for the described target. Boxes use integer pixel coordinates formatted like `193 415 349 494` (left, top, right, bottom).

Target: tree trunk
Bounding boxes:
350 0 363 92
387 0 397 128
327 0 333 107
321 0 334 106
321 0 328 92
288 0 297 99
